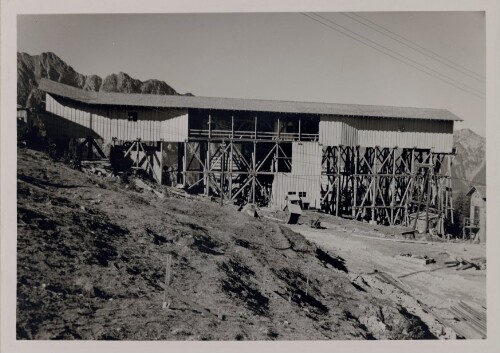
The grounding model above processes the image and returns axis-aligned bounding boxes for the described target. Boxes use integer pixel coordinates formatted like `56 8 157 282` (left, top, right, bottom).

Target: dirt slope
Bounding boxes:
17 148 437 340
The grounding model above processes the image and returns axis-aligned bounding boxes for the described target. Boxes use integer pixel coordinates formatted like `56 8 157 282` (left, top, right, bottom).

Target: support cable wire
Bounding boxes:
300 13 485 99
344 12 485 82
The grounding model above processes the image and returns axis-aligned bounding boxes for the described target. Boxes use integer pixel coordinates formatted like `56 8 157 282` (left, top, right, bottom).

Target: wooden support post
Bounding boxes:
412 166 428 231
448 154 454 223
205 143 210 196
372 148 378 222
159 141 164 185
407 148 416 225
335 147 341 216
298 118 302 141
183 142 187 187
424 154 433 234
231 115 234 139
208 114 212 139
277 117 280 140
229 141 233 201
163 254 172 309
252 141 256 203
352 146 358 218
85 137 92 160
136 140 140 169
220 141 225 206
391 148 396 225
254 116 258 140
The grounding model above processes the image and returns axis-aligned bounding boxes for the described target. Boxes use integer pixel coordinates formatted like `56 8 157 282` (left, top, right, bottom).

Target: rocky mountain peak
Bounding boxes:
17 52 182 109
452 128 486 194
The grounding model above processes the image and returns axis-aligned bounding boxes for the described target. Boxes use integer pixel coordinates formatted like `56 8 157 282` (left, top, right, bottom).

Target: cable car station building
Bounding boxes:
38 78 460 232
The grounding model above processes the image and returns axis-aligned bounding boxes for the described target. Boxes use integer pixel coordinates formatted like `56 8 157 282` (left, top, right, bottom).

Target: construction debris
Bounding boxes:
81 160 114 178
134 178 153 192
240 203 259 218
445 257 486 270
309 218 322 229
397 253 436 265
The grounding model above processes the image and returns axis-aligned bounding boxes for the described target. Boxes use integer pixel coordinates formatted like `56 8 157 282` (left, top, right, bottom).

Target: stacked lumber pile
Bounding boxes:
448 301 486 338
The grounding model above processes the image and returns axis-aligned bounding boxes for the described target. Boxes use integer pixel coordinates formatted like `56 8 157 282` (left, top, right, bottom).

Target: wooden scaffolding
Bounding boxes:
320 145 454 228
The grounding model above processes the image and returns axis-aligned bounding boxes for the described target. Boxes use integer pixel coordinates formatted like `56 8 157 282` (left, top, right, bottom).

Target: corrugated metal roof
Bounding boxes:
39 78 462 121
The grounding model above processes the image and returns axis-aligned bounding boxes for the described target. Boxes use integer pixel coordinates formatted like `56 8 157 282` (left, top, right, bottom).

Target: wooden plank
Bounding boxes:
452 305 486 330
448 307 486 338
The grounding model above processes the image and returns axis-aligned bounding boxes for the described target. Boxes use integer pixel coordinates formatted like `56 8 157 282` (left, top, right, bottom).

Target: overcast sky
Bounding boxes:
17 12 485 136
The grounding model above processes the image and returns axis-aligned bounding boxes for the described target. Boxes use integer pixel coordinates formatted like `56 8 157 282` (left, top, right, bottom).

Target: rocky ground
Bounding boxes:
287 212 486 339
17 147 475 340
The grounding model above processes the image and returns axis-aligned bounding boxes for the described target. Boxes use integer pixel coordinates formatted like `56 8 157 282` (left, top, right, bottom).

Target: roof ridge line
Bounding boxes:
37 78 463 121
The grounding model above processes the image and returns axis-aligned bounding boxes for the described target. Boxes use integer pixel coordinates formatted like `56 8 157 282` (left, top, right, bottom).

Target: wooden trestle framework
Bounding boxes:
174 114 455 232
39 79 459 234
71 113 454 233
182 139 292 206
321 146 454 231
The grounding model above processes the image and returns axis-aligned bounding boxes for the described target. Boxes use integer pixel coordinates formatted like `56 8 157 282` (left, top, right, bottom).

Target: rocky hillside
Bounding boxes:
451 129 486 195
17 147 440 340
17 52 182 110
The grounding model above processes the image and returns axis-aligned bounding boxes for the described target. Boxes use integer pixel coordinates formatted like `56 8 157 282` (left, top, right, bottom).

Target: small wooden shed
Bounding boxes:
466 185 486 242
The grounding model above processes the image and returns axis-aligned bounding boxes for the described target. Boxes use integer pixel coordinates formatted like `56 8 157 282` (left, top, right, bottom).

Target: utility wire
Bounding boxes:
300 13 485 99
450 176 486 186
310 12 485 97
344 12 485 82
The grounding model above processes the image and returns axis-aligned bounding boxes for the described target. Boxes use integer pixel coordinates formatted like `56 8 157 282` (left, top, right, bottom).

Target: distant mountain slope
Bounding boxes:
451 128 486 195
17 52 182 110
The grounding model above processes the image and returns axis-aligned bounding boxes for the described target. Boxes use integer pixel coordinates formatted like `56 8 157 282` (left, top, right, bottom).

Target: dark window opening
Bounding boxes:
128 112 138 122
299 192 307 197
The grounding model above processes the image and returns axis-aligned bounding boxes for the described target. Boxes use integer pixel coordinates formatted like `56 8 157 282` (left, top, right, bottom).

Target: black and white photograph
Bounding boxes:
1 1 499 352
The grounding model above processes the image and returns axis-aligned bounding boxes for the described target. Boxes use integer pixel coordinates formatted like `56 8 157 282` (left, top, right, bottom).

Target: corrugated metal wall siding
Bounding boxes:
271 142 322 210
272 174 321 210
292 142 323 176
46 93 188 142
319 120 359 146
319 115 454 153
